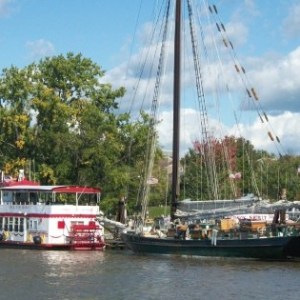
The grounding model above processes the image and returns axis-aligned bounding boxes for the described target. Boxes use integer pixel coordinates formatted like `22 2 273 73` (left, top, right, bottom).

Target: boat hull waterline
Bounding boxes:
0 240 105 250
122 233 300 259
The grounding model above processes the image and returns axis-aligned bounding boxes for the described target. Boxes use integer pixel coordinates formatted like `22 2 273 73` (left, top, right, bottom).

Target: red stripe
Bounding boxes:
0 241 105 250
0 213 97 218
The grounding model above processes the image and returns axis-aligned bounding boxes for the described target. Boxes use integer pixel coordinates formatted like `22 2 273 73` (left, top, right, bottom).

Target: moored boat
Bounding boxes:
122 214 300 259
0 172 105 250
121 0 300 259
122 232 300 260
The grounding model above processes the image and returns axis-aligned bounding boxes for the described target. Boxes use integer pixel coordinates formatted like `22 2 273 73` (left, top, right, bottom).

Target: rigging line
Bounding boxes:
196 0 259 198
138 0 171 223
209 2 284 156
121 1 167 202
115 1 144 116
118 0 143 115
210 25 260 197
187 0 220 200
190 3 219 199
127 0 166 118
203 1 263 181
188 5 214 197
199 0 245 132
198 0 241 198
193 0 235 199
140 2 170 113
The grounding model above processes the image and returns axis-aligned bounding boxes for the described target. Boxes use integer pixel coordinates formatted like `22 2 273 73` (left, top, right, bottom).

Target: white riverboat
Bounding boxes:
0 172 105 250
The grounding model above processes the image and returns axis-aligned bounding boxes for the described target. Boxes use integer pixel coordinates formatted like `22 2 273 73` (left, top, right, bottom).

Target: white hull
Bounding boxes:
0 184 106 250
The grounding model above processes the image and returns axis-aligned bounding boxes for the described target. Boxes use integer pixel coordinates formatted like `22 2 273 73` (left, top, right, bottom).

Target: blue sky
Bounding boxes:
1 0 300 156
0 0 149 70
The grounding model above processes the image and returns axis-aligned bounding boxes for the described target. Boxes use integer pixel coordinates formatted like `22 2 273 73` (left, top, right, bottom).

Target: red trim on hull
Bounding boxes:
0 240 105 251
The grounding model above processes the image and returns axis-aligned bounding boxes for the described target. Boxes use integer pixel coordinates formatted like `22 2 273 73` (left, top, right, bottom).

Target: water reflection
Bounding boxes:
1 250 300 300
40 251 106 278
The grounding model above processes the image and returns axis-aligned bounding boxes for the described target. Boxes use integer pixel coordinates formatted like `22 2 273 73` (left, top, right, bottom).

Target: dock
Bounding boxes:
105 239 126 250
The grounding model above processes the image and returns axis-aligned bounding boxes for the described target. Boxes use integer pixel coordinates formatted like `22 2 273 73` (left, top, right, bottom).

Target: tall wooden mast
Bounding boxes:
171 0 181 221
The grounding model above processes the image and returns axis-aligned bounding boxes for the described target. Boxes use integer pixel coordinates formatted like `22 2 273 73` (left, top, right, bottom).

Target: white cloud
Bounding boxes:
244 0 258 15
0 0 14 18
26 39 55 61
157 109 198 156
157 109 300 157
157 108 230 156
111 42 300 155
102 1 300 157
231 111 300 155
245 47 300 112
282 2 300 39
223 21 249 47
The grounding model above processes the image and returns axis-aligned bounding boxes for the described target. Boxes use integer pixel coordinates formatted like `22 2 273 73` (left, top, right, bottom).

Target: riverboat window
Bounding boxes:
8 217 13 231
2 191 13 203
3 217 8 231
14 218 19 232
15 192 28 204
20 218 24 232
39 192 53 204
71 221 84 227
29 192 38 204
13 217 24 232
29 220 38 231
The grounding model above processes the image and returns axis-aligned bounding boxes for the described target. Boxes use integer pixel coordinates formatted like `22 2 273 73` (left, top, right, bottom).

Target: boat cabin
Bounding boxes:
0 184 105 250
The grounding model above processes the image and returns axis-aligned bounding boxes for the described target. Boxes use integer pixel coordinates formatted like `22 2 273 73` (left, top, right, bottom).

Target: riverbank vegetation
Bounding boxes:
1 53 300 217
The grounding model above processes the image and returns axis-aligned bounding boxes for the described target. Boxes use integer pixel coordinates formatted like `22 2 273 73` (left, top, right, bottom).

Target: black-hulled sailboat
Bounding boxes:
121 0 300 259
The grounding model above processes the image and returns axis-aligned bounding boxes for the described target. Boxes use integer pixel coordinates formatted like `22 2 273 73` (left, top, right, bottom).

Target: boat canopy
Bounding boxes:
0 185 101 194
0 179 39 187
52 186 101 194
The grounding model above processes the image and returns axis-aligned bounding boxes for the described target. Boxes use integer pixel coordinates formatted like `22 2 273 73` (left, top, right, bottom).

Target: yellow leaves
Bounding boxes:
39 164 57 184
2 114 29 129
15 139 25 149
3 163 13 175
2 113 29 149
15 114 29 132
3 158 28 176
15 114 29 123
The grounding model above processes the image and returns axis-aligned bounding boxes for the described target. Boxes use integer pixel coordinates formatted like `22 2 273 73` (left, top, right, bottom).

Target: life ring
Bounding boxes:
33 235 42 245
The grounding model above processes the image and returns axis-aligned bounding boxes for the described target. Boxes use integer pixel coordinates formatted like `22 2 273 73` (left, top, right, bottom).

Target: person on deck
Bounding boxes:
176 220 188 240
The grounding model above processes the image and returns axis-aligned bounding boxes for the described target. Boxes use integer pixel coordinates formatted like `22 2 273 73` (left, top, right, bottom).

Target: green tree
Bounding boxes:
0 66 35 173
0 53 166 216
180 136 298 202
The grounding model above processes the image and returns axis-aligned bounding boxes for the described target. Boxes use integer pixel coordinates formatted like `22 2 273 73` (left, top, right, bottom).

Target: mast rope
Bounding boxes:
190 0 262 198
209 2 284 157
187 0 221 200
137 0 171 223
205 1 262 197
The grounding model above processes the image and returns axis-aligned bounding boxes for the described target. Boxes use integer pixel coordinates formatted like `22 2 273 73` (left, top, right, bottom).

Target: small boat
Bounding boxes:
0 170 105 250
121 0 300 259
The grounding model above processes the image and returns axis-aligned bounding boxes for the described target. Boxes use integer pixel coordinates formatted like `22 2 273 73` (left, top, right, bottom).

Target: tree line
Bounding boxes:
180 137 300 203
0 53 162 215
1 53 300 217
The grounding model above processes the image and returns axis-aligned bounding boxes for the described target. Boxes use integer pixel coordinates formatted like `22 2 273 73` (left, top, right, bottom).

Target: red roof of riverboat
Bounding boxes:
0 184 101 194
1 178 40 187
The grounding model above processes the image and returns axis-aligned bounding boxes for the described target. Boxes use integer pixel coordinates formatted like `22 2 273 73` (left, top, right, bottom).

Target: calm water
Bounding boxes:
0 249 300 300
